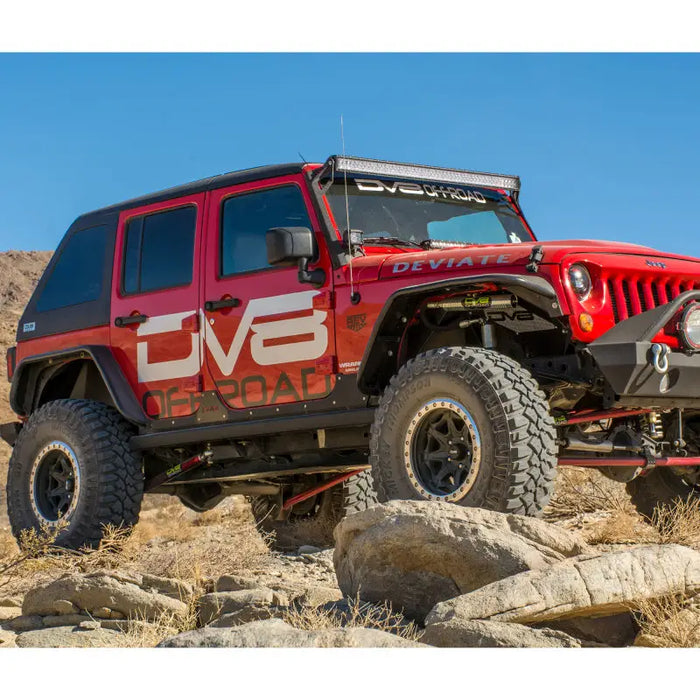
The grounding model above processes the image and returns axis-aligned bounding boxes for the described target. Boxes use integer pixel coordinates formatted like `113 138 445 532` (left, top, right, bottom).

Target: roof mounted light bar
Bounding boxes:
327 155 520 193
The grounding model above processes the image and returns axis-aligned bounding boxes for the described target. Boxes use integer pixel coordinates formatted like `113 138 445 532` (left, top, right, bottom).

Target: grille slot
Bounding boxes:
636 281 648 312
606 275 693 324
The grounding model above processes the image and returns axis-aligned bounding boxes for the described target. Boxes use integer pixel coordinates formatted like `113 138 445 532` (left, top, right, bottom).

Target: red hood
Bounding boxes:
371 239 700 279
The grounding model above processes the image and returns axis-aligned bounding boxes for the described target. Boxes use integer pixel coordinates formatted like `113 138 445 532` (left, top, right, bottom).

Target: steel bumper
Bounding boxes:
588 290 700 406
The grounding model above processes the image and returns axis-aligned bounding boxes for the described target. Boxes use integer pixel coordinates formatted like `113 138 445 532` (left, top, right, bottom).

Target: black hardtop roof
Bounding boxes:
74 162 309 228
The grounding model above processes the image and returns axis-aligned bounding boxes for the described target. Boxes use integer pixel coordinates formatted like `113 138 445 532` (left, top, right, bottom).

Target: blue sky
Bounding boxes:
1 53 699 256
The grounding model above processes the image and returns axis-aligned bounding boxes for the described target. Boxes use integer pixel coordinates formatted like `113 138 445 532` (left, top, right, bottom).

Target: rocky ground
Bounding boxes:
1 470 700 648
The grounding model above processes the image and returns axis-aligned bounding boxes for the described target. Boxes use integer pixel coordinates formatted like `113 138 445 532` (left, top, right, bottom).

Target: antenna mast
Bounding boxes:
341 116 360 305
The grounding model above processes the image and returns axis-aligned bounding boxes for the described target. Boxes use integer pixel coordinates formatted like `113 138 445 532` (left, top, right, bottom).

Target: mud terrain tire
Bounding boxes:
6 399 143 550
626 468 700 519
249 470 376 551
370 346 557 516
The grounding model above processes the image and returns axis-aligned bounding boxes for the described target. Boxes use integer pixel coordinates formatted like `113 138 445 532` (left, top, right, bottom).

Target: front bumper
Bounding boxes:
588 290 700 408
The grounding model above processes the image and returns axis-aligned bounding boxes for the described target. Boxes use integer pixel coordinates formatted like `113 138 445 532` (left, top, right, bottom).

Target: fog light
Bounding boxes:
680 303 700 350
568 264 592 299
578 313 594 332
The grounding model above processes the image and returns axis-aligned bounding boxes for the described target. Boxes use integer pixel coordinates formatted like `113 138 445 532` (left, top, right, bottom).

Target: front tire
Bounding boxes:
369 346 557 516
6 400 144 550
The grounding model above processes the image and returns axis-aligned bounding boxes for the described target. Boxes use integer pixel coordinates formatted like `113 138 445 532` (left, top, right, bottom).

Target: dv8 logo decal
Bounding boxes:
135 290 331 417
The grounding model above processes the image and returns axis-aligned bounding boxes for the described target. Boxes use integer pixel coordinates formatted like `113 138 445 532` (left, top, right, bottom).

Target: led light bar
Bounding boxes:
331 155 520 192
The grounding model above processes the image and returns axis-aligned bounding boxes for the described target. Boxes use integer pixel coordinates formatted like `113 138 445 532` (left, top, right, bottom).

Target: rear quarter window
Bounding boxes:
36 225 109 312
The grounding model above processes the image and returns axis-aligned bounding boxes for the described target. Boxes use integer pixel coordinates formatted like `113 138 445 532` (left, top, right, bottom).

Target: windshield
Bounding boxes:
325 177 533 247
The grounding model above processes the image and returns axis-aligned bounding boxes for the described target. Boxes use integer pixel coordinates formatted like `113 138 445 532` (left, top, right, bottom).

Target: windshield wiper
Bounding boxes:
361 236 423 249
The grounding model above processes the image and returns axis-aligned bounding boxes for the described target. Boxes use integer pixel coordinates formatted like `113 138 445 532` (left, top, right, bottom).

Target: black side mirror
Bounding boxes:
266 227 325 287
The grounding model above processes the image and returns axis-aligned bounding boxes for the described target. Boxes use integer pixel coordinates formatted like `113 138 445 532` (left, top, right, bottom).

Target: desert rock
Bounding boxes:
334 501 589 619
426 545 700 626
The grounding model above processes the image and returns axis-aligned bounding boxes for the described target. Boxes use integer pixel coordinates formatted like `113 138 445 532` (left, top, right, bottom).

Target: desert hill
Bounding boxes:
0 250 52 420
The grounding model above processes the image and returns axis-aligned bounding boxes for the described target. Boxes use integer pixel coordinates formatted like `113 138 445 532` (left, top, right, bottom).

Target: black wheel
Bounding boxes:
369 346 557 515
249 470 376 551
6 399 144 550
626 468 700 519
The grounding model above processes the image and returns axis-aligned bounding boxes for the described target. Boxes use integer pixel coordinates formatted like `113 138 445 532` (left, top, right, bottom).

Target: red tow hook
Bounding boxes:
282 468 367 511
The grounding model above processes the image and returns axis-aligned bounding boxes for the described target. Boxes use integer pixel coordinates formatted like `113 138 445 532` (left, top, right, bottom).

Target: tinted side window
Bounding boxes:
123 206 196 294
37 225 108 312
221 186 312 276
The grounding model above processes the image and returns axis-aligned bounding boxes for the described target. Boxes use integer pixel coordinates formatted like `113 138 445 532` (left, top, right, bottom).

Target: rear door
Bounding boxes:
110 194 205 420
201 175 336 410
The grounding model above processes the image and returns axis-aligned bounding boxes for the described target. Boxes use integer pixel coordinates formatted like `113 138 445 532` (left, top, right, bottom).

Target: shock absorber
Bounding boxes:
645 411 664 440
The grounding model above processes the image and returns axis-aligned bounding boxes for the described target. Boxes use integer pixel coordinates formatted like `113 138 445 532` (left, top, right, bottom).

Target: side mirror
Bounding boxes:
266 227 325 287
266 227 316 265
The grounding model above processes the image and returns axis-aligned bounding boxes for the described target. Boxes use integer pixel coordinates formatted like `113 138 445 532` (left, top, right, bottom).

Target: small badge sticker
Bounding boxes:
346 314 367 332
23 322 36 333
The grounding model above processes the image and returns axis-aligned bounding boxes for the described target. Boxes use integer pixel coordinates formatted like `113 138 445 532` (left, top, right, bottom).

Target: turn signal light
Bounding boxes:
578 314 594 332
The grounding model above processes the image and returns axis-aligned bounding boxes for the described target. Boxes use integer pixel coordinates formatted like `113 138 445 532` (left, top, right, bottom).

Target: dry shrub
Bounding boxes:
546 467 629 520
282 596 421 642
123 502 271 583
633 594 700 647
586 509 658 546
0 496 272 598
651 497 700 548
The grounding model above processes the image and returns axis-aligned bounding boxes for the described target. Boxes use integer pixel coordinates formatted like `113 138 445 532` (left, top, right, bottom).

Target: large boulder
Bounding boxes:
426 545 700 628
334 501 589 620
22 571 189 621
15 625 122 648
159 618 424 648
421 618 582 648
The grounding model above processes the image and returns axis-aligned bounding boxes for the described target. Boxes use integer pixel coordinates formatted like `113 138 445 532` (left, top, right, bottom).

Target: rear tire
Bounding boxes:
369 346 557 516
249 470 376 551
6 399 144 550
626 468 700 519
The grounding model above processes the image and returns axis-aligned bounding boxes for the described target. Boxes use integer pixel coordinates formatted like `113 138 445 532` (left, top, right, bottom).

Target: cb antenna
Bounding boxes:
341 115 360 305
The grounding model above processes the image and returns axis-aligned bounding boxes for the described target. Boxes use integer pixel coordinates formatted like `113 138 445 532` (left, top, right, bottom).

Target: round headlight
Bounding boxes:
568 264 592 299
680 303 700 351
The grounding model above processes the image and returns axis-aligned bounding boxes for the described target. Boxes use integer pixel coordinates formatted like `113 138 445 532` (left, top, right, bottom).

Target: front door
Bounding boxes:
110 194 205 421
201 175 336 411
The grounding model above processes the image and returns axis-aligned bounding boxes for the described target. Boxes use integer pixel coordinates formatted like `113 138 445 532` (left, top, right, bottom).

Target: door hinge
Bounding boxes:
313 291 335 311
315 355 337 375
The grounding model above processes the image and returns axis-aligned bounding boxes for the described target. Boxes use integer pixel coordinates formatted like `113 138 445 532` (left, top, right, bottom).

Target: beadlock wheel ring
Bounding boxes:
404 398 482 502
29 441 82 525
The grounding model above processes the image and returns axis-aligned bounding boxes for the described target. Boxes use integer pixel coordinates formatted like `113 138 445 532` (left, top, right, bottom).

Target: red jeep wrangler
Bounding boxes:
3 156 700 550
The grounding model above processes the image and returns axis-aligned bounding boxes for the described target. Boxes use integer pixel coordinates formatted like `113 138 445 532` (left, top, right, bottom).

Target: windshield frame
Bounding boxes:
321 175 536 251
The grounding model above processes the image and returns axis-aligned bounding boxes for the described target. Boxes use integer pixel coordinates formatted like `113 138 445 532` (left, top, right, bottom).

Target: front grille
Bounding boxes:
606 276 697 322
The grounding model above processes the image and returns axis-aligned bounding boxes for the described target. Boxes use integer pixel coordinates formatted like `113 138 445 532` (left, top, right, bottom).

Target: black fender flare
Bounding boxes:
10 345 148 426
357 273 563 394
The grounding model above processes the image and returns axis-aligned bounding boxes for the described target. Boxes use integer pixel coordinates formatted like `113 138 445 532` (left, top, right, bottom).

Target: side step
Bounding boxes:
131 408 375 451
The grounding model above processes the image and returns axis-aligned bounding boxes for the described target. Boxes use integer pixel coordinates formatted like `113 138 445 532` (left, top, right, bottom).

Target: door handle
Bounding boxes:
115 314 149 328
205 298 241 312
